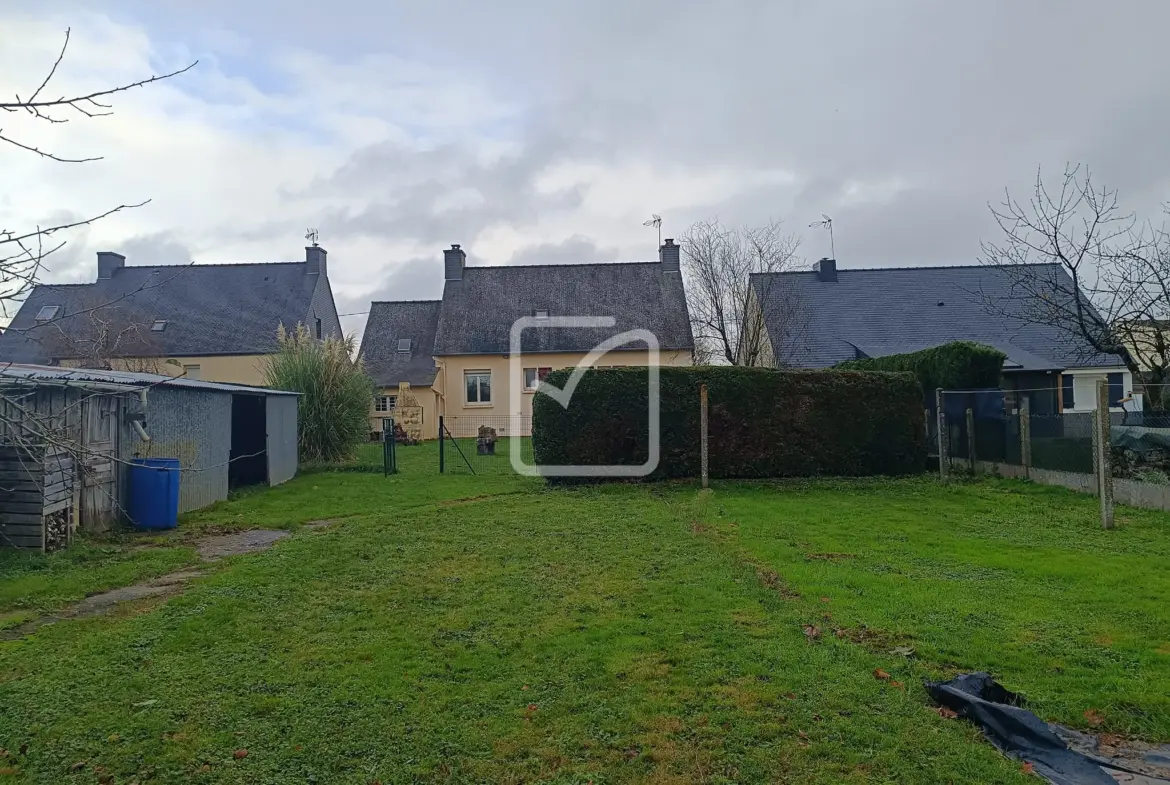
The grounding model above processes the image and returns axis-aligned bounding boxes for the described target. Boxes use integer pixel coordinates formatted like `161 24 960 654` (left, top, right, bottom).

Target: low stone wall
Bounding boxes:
974 460 1170 512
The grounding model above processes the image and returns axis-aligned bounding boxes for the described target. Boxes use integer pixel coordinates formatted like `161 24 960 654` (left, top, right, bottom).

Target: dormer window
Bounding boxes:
151 320 168 332
34 306 60 322
397 338 411 352
534 309 549 319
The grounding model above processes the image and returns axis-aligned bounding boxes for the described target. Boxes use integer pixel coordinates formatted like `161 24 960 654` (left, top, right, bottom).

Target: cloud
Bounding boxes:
507 235 621 266
5 0 1170 339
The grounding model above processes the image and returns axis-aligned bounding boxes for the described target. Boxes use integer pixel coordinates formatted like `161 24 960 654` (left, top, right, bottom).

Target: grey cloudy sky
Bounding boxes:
3 1 1169 338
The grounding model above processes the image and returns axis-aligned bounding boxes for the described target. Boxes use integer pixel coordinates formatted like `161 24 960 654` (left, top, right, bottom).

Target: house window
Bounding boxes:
35 305 60 321
375 395 397 412
183 364 201 380
1108 372 1124 407
534 309 549 319
151 320 168 332
523 367 553 390
397 338 411 352
1061 375 1075 410
465 370 491 404
315 318 323 339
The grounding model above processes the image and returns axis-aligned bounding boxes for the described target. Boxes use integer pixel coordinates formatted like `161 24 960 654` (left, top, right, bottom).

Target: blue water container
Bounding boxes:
128 458 181 530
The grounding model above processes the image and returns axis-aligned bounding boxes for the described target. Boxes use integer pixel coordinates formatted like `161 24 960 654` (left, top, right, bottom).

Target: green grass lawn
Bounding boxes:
2 448 1169 783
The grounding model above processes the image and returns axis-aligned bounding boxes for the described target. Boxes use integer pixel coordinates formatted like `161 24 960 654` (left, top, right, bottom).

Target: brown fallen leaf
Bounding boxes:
802 625 821 641
521 685 529 691
1021 761 1035 775
526 704 538 712
200 764 212 773
99 775 114 785
1084 709 1105 727
834 628 847 638
69 760 87 772
812 714 823 722
890 680 905 690
784 692 797 701
934 705 960 719
819 597 830 603
797 730 809 740
232 749 248 760
873 668 891 681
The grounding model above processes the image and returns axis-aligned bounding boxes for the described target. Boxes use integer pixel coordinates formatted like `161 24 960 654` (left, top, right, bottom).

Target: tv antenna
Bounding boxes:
808 214 835 259
643 214 662 246
305 228 320 247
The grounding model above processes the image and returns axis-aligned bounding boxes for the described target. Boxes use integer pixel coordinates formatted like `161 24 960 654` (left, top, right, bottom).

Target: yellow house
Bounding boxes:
0 246 342 385
359 241 695 439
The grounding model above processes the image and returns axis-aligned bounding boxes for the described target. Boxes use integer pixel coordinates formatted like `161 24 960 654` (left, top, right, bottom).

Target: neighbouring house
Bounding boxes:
0 363 298 550
359 241 695 439
0 245 342 386
749 259 1133 415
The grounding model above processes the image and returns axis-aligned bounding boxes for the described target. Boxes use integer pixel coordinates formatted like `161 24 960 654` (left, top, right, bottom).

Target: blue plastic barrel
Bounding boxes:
127 458 181 530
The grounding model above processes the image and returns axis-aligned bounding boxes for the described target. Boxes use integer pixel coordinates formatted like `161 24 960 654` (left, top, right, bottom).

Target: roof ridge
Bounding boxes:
465 260 658 271
119 261 303 269
753 261 1062 277
369 299 442 305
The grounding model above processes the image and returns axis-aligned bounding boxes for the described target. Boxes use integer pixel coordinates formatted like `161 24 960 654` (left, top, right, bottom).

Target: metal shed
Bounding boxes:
0 364 299 550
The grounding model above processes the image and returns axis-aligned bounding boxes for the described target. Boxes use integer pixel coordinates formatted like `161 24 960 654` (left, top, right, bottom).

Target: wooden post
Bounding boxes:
1096 380 1115 529
966 408 976 474
1020 395 1031 479
700 384 709 489
936 388 947 479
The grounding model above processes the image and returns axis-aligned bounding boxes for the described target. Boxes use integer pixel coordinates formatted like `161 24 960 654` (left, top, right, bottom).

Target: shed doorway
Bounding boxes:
230 394 268 488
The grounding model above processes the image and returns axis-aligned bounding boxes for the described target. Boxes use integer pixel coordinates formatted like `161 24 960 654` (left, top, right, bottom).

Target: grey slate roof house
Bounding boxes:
359 241 695 437
0 245 342 386
749 259 1133 413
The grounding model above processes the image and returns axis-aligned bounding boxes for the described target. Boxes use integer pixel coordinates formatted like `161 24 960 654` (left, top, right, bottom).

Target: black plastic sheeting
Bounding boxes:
927 673 1170 785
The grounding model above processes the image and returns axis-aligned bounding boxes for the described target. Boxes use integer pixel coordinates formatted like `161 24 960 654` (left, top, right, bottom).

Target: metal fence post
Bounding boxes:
700 384 709 489
1096 380 1115 529
438 415 445 474
1020 395 1031 479
966 407 976 474
935 388 947 479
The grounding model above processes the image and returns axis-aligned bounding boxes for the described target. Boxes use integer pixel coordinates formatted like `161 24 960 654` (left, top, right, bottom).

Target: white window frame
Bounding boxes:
182 364 201 380
465 370 492 405
523 366 553 391
35 305 60 321
374 395 397 413
534 309 550 319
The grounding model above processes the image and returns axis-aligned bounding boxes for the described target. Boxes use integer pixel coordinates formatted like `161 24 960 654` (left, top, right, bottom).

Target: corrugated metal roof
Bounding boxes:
0 363 299 395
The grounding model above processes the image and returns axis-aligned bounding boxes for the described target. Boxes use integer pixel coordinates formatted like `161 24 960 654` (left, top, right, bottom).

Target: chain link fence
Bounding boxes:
439 414 534 475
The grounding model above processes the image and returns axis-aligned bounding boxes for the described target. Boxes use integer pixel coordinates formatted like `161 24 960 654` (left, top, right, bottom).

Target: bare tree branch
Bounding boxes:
979 164 1170 409
680 218 806 366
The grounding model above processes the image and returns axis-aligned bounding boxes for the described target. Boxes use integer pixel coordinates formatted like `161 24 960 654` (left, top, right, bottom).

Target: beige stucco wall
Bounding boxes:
437 348 693 419
60 354 270 385
369 349 691 439
369 384 439 437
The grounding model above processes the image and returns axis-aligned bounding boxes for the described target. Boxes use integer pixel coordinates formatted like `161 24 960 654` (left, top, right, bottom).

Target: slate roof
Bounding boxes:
0 262 330 362
751 263 1124 371
433 262 694 355
358 300 442 387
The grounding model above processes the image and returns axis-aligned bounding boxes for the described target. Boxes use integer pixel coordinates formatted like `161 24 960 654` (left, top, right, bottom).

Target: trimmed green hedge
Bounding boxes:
835 341 1005 392
532 366 926 479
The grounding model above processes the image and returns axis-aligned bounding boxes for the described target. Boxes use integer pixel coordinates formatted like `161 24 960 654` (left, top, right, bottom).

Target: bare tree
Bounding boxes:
0 28 195 319
979 165 1170 409
0 29 195 546
681 218 806 366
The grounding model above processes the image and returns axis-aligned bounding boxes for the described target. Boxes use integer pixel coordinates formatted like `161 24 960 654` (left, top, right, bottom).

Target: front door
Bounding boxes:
80 394 118 532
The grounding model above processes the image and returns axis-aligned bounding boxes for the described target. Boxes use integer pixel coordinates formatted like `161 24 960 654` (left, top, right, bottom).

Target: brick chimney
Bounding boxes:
306 245 327 277
659 239 680 273
444 244 466 281
97 251 125 280
814 257 837 282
